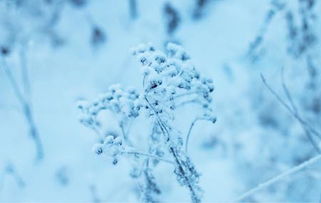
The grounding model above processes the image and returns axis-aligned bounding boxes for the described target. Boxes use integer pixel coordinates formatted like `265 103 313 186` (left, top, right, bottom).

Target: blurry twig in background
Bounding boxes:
4 163 26 188
90 184 101 203
55 166 69 186
0 44 44 162
19 42 31 102
0 162 26 195
260 73 321 153
69 0 87 8
247 1 285 61
193 0 211 20
128 0 138 20
236 153 321 201
236 72 321 201
84 12 107 49
163 2 180 36
90 25 106 49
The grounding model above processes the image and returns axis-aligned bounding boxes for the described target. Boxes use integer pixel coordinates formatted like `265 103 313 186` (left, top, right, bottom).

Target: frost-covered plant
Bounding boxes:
78 43 216 202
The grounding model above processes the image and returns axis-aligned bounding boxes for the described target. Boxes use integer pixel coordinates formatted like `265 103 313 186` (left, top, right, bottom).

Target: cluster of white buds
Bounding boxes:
77 85 142 130
92 132 123 165
77 86 143 165
133 43 215 123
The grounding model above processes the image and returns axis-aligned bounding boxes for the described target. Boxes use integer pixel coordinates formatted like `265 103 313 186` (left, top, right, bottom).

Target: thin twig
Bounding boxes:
236 153 321 201
280 69 321 141
1 61 25 105
22 103 44 161
185 117 201 153
185 116 216 153
119 121 133 147
5 164 26 188
124 151 174 165
19 43 31 99
261 74 321 153
281 67 298 114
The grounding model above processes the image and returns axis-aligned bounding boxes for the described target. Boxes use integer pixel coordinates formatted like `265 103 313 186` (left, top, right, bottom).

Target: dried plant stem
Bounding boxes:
145 96 201 203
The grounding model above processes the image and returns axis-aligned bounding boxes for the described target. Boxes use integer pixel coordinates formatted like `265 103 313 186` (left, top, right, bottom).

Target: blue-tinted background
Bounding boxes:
1 0 321 202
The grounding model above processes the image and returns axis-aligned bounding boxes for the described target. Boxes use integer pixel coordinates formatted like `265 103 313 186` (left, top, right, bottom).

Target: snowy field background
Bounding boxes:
1 0 321 202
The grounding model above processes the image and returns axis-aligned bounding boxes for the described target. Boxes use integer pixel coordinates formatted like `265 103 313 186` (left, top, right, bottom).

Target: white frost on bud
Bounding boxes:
92 144 104 155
